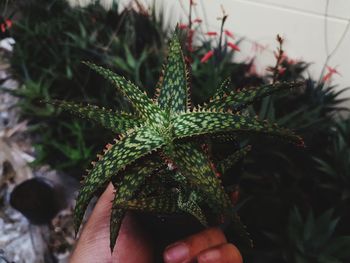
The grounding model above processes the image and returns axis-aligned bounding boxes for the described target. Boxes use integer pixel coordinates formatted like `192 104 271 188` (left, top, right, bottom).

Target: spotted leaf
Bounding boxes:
157 34 190 113
209 77 231 101
171 142 232 215
170 142 252 246
206 82 303 112
217 145 252 175
46 100 141 133
74 128 164 234
110 157 161 251
115 193 179 213
173 111 304 146
178 190 207 226
84 62 162 121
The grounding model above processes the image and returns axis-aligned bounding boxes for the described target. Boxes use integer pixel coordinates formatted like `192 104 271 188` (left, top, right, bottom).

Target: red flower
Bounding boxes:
322 73 332 82
227 42 240 51
280 53 297 64
185 56 193 64
229 189 240 205
209 162 221 177
278 67 286 75
1 19 12 32
224 29 234 39
193 18 202 23
200 50 214 63
206 31 217 36
187 29 195 52
178 23 188 30
326 66 340 75
5 19 12 28
322 66 341 82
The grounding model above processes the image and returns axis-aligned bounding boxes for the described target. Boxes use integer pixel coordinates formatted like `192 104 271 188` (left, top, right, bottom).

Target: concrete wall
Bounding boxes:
82 0 350 104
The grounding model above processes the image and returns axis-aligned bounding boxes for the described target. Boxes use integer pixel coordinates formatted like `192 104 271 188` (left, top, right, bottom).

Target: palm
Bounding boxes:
69 186 154 263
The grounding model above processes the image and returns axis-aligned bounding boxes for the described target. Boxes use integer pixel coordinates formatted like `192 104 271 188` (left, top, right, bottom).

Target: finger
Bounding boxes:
112 212 153 262
163 227 227 263
197 243 243 263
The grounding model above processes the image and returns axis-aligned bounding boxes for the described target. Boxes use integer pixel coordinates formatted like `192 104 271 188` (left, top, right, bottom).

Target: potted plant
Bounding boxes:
47 31 303 254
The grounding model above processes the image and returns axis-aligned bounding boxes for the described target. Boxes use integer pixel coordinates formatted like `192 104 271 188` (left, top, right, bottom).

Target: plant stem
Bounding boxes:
272 34 284 84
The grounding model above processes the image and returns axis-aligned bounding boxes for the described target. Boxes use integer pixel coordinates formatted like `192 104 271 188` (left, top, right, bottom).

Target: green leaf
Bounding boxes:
303 210 315 241
312 209 339 248
137 169 176 197
74 128 164 234
206 82 303 112
259 97 275 120
170 143 231 214
115 193 179 213
209 77 231 100
178 190 208 226
170 142 252 247
217 145 251 175
288 207 304 248
209 133 238 143
157 33 190 113
84 62 161 120
110 157 161 251
324 236 350 259
173 111 304 146
125 44 137 69
45 100 142 133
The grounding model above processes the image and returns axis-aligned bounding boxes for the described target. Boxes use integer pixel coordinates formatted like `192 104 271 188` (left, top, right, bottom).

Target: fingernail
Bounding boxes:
164 242 189 263
198 249 221 262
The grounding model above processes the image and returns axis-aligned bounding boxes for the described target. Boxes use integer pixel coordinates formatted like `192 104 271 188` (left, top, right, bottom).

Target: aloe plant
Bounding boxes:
48 32 303 250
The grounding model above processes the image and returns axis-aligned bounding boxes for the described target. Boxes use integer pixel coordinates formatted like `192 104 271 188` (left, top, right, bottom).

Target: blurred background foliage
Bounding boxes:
2 0 350 262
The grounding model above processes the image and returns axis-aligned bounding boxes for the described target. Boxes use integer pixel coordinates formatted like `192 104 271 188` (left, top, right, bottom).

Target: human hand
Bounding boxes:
163 227 243 263
69 184 153 262
69 184 243 263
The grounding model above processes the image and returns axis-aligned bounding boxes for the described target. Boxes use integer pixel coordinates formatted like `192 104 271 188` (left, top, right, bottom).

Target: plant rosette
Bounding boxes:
46 30 304 252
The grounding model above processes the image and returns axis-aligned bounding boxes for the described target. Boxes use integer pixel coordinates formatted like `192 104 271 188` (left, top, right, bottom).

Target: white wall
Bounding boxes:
116 0 350 104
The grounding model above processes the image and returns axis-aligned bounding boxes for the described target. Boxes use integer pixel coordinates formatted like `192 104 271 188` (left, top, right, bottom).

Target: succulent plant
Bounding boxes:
48 32 303 250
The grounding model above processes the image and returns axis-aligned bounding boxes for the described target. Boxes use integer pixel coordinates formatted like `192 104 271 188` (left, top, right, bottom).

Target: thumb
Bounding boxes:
70 184 153 263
